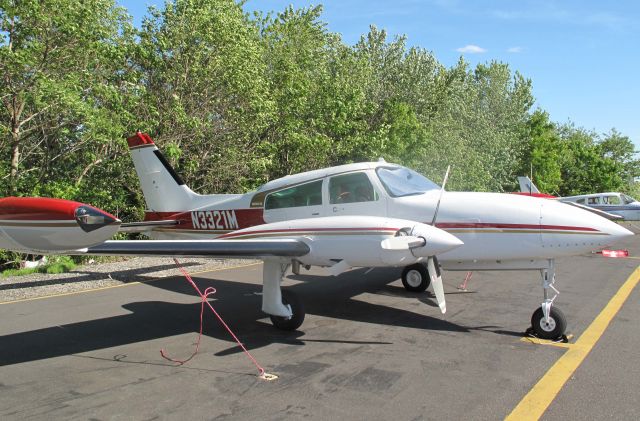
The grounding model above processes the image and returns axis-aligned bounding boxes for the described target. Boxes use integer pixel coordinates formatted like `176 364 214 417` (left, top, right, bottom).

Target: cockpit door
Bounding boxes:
326 172 386 217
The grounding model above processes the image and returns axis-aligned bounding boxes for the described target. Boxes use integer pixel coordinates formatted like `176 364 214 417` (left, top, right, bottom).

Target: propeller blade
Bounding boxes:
427 257 446 314
380 236 425 250
431 165 451 226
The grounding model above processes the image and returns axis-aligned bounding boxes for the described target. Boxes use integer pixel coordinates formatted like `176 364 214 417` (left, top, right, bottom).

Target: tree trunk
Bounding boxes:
9 126 20 194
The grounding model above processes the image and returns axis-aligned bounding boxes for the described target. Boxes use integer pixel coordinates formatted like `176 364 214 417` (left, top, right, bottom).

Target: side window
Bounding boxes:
265 180 322 210
606 195 622 205
587 197 600 205
576 198 585 204
329 172 377 204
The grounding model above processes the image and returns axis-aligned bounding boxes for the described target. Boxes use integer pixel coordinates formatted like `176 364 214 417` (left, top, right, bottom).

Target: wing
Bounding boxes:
85 239 310 258
561 201 624 221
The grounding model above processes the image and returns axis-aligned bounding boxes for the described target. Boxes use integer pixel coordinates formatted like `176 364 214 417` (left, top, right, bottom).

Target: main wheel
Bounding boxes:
401 263 430 292
531 306 567 340
269 290 305 331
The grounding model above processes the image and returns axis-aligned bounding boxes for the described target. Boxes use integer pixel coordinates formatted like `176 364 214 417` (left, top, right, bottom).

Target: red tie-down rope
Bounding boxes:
161 258 275 380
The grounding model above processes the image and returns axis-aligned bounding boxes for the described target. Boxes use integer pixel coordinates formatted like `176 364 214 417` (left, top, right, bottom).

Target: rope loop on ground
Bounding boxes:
160 258 268 378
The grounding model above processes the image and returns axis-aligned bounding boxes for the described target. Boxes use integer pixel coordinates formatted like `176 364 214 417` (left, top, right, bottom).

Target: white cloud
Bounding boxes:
456 44 487 54
507 46 523 53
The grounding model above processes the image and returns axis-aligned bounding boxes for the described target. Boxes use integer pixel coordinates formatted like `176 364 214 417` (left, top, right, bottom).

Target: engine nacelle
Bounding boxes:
408 223 463 258
0 197 121 253
220 216 463 268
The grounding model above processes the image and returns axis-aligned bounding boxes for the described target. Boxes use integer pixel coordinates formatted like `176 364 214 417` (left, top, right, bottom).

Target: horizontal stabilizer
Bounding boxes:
119 220 178 233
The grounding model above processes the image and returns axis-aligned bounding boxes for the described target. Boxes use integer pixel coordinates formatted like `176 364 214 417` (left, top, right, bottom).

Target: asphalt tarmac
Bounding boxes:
1 233 639 420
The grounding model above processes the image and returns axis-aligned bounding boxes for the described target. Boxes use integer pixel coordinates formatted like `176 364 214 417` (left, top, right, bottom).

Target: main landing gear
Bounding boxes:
262 260 305 331
401 263 431 292
530 260 567 340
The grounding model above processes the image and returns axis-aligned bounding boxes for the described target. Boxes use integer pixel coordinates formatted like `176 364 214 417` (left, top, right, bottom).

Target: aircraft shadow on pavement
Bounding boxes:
0 262 201 291
0 267 475 366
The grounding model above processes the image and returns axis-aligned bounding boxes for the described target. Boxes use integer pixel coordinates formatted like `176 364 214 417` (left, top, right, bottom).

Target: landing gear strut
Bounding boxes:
531 260 566 340
401 263 430 292
262 260 305 331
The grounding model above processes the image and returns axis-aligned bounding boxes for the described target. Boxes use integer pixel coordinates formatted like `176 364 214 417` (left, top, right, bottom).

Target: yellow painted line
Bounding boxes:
505 265 640 421
0 261 261 305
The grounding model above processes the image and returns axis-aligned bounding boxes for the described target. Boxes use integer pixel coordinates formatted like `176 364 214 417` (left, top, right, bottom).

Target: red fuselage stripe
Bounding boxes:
435 222 599 232
219 227 399 239
144 209 599 234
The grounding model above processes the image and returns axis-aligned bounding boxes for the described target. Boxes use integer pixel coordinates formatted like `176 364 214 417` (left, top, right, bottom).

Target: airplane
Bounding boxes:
0 132 633 340
516 176 635 221
561 192 640 221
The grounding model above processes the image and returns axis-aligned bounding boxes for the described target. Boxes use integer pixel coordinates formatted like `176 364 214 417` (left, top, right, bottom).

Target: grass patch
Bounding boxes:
1 256 77 277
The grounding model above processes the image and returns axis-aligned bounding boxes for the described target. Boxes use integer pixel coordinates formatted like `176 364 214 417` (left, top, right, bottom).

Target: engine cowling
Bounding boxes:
407 223 463 258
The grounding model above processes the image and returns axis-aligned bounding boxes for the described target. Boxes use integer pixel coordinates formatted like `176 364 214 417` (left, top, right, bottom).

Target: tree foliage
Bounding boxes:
0 0 637 236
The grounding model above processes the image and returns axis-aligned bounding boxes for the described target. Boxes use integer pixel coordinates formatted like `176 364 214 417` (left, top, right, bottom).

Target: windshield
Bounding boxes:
622 194 638 204
376 166 440 197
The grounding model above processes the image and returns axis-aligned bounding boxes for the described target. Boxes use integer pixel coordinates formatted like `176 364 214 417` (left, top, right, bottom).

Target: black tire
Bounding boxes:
269 290 305 331
531 306 567 340
401 263 430 292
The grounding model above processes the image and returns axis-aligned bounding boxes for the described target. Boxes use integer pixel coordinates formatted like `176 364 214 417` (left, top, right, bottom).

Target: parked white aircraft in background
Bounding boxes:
517 176 638 221
0 133 633 339
561 192 640 221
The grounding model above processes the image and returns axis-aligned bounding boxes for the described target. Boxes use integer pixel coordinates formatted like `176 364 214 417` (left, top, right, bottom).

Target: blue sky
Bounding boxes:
118 0 640 149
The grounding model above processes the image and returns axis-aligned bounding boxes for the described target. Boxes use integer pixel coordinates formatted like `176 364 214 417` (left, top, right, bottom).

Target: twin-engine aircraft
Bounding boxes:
0 133 633 339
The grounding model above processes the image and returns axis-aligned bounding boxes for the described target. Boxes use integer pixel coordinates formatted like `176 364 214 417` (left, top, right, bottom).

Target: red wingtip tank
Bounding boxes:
0 197 121 253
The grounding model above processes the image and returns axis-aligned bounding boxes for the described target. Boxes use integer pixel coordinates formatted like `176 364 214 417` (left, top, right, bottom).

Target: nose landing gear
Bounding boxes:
530 260 567 340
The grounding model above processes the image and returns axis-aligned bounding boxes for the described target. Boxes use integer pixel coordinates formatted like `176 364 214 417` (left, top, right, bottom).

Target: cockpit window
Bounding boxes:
605 195 622 205
622 194 638 204
376 166 440 197
329 172 378 204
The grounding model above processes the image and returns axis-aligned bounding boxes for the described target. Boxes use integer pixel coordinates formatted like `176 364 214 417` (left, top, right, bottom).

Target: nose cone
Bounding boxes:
602 220 634 241
541 200 634 252
411 223 464 257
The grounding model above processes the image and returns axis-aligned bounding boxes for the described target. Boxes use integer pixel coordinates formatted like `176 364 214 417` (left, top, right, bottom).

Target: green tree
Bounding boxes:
519 110 563 194
598 129 639 186
0 0 135 195
134 0 274 192
557 125 625 195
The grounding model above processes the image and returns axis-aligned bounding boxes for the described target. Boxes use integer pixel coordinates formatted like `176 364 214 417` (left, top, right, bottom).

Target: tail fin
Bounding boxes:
127 132 200 212
517 176 540 194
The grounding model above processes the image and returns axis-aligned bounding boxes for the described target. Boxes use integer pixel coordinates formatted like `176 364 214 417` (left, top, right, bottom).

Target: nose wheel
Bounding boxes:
531 306 566 339
530 260 567 340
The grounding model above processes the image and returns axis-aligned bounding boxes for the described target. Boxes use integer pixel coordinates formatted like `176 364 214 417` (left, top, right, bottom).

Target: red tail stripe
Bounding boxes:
127 132 155 148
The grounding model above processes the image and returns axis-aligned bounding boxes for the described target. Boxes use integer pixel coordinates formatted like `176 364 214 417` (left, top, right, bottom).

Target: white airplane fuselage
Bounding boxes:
135 157 632 269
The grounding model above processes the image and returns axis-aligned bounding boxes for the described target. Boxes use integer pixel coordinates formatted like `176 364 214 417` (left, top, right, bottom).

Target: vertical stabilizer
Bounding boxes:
517 176 540 194
127 132 199 212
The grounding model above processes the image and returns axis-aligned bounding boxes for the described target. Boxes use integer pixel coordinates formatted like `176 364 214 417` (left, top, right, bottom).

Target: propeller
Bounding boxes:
428 165 451 315
427 256 446 313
